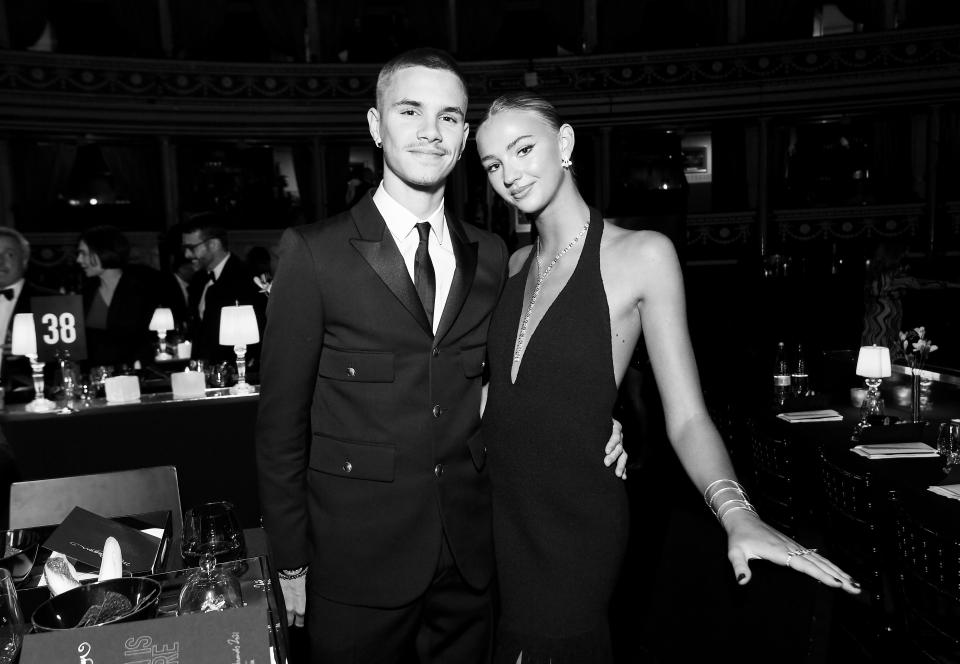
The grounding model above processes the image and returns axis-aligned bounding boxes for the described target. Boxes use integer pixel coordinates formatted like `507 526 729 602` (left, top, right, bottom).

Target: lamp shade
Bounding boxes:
11 313 37 356
219 304 260 346
148 307 175 332
856 345 891 378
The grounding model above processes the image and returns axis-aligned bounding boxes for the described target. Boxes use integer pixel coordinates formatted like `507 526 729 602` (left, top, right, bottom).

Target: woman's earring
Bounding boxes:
375 139 382 148
561 157 572 169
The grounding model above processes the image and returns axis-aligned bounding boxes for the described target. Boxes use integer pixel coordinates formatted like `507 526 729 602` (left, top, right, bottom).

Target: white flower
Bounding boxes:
254 274 272 297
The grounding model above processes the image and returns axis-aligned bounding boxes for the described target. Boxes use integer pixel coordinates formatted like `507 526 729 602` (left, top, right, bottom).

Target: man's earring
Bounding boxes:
561 157 572 169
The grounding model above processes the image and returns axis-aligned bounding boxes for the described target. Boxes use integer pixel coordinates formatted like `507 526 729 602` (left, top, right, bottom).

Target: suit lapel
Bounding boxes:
435 214 478 343
349 197 433 335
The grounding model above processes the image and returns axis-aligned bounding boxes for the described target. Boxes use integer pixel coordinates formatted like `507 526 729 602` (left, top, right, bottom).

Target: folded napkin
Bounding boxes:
928 484 960 500
777 409 843 423
851 442 940 459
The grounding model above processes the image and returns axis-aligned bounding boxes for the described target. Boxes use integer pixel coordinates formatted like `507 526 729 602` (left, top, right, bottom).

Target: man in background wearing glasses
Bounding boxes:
181 212 265 364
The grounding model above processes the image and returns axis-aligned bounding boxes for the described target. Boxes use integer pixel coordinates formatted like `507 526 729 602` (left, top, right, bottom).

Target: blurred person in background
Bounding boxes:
181 213 265 365
76 225 161 367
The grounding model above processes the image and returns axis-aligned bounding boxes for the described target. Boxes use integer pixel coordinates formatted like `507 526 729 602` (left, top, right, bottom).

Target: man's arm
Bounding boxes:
255 227 324 570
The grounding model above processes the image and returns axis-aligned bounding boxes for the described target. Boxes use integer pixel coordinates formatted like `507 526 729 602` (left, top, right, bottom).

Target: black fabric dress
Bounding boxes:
483 209 630 663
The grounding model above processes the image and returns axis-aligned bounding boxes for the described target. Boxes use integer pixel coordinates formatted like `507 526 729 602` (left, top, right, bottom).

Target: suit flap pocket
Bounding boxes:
466 429 487 471
460 344 487 378
318 348 395 382
311 435 396 482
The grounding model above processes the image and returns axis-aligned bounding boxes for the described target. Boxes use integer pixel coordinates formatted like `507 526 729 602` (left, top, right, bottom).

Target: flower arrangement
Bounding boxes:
253 273 272 297
900 326 938 373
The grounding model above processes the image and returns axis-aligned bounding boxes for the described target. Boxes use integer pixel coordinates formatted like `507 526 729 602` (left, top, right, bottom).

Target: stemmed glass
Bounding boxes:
181 502 246 573
0 569 24 664
936 420 960 471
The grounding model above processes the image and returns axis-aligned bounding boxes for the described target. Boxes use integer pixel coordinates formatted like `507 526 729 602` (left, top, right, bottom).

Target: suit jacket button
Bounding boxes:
480 361 486 369
342 460 353 473
346 367 356 377
432 347 440 357
434 463 443 477
432 405 441 418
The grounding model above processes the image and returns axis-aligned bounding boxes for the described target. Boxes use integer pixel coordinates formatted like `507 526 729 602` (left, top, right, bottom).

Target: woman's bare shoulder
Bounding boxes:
508 245 533 276
602 222 679 269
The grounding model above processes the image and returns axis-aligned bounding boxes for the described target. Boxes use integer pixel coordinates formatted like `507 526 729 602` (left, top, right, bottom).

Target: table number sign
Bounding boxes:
20 602 270 663
29 295 87 362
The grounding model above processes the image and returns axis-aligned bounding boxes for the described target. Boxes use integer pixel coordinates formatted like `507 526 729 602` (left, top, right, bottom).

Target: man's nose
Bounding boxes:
417 117 441 142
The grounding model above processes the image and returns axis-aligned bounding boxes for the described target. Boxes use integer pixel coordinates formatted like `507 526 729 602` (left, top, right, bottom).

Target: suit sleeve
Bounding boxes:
255 227 324 569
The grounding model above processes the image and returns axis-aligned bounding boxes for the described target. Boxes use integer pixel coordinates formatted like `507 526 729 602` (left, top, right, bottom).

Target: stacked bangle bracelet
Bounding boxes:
703 479 758 524
278 566 308 580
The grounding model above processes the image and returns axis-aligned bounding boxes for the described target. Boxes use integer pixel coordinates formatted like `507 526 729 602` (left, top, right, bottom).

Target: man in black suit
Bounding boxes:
256 49 507 663
0 227 46 402
181 214 265 365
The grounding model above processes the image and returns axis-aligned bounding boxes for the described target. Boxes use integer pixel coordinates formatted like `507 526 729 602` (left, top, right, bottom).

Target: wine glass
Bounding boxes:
0 569 24 664
181 502 246 572
936 421 960 470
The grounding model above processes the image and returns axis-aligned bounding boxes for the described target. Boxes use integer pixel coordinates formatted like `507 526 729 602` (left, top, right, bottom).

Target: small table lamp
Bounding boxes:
856 344 891 424
11 313 56 412
219 304 259 394
148 307 175 361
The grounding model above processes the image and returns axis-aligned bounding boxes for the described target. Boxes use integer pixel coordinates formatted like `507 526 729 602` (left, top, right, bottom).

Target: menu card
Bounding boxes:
41 507 167 576
20 603 270 663
928 484 960 500
777 409 843 423
851 442 940 459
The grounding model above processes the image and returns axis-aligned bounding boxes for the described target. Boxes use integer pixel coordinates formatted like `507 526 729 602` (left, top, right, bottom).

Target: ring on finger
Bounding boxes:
785 547 817 567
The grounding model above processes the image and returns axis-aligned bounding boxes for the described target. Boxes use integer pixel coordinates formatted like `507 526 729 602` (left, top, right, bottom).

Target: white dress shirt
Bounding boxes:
0 279 25 347
373 184 455 334
199 253 231 320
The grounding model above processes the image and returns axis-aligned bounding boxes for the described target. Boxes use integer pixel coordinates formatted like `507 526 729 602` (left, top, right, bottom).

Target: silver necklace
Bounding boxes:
513 220 590 365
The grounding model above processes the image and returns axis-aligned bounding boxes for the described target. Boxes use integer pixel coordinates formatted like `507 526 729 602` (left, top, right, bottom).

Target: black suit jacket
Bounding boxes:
188 255 266 364
82 265 162 367
255 194 508 608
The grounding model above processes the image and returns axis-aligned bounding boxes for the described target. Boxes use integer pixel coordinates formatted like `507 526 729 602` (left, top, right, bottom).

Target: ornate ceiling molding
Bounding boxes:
774 203 924 242
0 26 958 136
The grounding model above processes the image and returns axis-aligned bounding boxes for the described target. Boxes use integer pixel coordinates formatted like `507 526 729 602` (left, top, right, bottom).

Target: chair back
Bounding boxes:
7 466 182 554
894 492 960 661
749 424 800 535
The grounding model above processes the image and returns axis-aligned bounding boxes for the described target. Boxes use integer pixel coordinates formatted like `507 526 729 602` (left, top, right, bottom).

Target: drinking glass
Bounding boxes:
181 502 246 572
936 421 960 468
0 569 24 664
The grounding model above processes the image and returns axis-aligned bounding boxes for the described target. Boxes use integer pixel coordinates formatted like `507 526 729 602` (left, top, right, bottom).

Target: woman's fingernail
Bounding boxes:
737 573 746 582
851 581 861 589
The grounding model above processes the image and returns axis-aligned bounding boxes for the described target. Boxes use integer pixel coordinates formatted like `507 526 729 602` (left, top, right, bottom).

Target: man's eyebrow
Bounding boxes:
392 99 464 117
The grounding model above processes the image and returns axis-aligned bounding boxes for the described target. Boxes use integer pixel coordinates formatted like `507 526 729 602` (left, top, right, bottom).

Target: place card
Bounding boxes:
104 375 141 403
171 371 206 398
20 602 270 663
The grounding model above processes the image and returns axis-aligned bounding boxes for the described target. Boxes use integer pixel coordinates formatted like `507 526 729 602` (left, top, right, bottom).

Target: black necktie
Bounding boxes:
0 288 13 301
414 222 436 328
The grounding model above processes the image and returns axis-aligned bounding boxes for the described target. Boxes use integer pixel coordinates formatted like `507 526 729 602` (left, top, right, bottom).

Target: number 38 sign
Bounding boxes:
29 295 88 362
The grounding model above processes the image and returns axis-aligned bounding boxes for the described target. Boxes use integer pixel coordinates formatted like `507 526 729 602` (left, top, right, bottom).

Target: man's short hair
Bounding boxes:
376 48 468 111
0 227 30 268
79 225 130 269
181 212 229 251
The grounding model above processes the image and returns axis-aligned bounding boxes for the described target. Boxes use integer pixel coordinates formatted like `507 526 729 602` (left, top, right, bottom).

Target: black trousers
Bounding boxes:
307 533 494 664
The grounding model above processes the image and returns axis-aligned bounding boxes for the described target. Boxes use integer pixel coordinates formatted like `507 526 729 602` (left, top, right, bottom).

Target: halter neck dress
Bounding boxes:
483 208 629 663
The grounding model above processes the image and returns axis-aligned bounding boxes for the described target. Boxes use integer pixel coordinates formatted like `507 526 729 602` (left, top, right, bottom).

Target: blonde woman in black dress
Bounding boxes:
476 93 861 664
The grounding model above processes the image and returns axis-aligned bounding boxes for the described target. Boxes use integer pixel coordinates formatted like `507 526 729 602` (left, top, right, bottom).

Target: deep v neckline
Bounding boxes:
509 223 593 386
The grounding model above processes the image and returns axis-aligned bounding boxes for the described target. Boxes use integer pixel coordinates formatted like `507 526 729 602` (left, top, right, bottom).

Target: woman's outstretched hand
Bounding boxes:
723 510 861 594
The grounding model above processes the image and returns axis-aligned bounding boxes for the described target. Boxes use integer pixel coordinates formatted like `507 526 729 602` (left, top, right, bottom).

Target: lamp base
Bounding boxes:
25 397 57 413
229 381 256 395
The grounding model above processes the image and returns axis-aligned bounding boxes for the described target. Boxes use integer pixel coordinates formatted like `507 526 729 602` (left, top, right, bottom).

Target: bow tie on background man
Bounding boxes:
206 272 216 284
0 288 14 301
